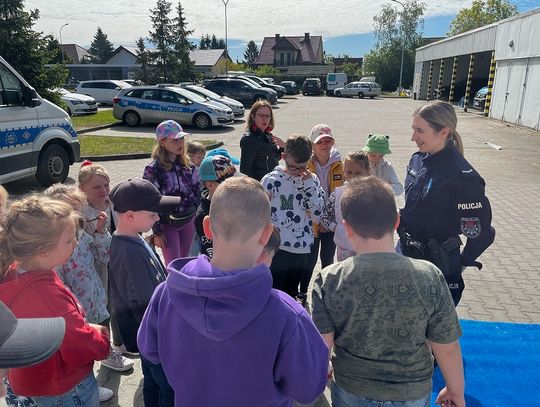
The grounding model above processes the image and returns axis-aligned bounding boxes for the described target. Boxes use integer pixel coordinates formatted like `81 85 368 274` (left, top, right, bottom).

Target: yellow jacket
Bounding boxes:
308 155 344 237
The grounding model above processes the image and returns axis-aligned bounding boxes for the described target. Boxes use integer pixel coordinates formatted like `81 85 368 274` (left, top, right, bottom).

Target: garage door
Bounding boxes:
519 57 540 130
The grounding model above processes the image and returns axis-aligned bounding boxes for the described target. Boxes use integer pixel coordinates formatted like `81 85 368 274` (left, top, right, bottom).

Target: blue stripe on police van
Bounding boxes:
0 122 77 149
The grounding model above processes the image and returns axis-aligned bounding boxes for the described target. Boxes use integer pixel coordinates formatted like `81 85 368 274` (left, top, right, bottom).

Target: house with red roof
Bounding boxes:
254 33 324 71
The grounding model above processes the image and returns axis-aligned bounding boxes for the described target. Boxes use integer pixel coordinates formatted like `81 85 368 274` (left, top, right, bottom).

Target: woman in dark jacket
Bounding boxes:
399 100 495 306
240 100 285 180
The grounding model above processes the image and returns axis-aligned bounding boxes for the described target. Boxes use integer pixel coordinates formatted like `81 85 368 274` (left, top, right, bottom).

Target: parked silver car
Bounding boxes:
112 86 234 129
180 84 245 117
74 80 132 104
334 81 381 99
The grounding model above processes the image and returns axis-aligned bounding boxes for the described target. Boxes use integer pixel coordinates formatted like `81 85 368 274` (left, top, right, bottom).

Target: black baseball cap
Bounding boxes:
109 178 181 213
0 301 66 369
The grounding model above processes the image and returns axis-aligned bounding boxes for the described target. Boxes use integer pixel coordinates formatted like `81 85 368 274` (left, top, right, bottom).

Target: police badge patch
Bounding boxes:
461 217 481 238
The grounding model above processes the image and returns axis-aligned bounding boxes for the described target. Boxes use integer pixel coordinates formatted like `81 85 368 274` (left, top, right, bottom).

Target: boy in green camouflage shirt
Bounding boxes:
312 176 465 407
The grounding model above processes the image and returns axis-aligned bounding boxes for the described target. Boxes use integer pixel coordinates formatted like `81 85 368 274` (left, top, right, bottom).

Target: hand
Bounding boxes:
89 323 110 340
152 233 167 249
272 135 285 149
95 211 108 234
319 225 329 233
435 387 465 407
327 362 334 380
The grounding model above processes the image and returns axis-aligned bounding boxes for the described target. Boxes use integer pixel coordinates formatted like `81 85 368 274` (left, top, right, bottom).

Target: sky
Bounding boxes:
26 0 540 61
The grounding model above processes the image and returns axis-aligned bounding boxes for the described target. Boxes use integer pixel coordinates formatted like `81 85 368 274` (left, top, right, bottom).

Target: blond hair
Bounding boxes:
187 141 206 157
44 183 87 209
210 177 270 241
413 100 464 155
0 185 8 210
0 196 79 278
78 162 110 186
152 143 191 171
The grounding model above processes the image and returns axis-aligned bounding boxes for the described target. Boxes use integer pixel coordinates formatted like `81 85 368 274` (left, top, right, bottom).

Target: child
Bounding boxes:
79 161 132 366
0 196 110 405
0 185 7 219
256 226 281 266
362 134 404 196
195 154 240 258
137 177 329 407
320 151 371 261
108 178 180 407
303 124 344 303
186 141 206 167
312 176 465 407
143 120 201 265
261 134 325 300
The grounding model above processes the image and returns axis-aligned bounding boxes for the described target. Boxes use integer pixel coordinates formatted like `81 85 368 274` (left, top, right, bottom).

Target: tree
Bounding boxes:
135 37 152 84
340 62 361 81
172 1 195 81
363 0 426 91
254 65 281 77
0 1 68 97
448 0 518 36
244 41 259 68
88 27 114 63
148 0 176 82
199 34 209 49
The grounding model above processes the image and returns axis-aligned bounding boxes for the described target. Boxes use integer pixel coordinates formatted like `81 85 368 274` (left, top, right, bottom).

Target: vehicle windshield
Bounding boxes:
240 77 262 88
173 87 207 103
187 86 222 100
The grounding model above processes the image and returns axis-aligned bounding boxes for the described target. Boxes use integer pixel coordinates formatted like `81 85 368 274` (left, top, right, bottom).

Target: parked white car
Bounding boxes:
180 84 245 117
334 81 381 99
74 80 132 105
55 88 97 116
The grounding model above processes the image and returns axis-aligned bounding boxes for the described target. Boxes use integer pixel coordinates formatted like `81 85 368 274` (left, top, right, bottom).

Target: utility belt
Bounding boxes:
399 229 462 278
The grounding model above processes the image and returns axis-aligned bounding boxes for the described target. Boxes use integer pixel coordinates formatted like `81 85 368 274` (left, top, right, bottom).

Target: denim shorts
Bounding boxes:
32 373 98 407
331 381 431 407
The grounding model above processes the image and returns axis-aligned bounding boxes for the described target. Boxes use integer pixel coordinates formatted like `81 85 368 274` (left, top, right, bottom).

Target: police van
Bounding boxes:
0 56 80 186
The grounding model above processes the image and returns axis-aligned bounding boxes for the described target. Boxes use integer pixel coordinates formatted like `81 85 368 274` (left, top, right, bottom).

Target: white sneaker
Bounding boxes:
111 343 139 356
99 386 114 402
101 350 134 372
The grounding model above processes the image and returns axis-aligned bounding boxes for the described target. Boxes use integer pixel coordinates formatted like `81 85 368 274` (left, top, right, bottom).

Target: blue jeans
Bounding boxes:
141 357 174 407
331 382 430 407
32 373 98 407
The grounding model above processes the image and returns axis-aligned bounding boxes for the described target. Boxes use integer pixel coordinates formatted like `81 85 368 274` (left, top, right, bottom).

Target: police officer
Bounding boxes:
399 100 495 305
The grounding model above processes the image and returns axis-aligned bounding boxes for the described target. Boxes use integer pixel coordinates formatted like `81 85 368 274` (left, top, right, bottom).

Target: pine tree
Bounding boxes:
210 34 219 49
135 37 152 84
244 40 259 68
148 0 175 82
172 1 194 81
217 39 226 49
88 27 114 63
0 0 67 95
199 34 208 50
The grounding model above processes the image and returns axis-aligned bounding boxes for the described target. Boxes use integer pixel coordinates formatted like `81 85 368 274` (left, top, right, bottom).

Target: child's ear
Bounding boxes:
202 215 213 239
258 222 274 247
343 220 355 239
281 152 286 161
394 212 400 231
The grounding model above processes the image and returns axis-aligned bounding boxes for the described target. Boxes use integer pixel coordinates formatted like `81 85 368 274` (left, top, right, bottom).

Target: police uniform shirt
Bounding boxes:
401 144 495 269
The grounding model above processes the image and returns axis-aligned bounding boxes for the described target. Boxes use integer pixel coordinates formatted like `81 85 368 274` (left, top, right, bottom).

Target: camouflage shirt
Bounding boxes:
312 252 461 401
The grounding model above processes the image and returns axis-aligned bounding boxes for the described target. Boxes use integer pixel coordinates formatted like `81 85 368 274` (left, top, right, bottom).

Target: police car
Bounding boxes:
1 56 80 186
112 86 234 129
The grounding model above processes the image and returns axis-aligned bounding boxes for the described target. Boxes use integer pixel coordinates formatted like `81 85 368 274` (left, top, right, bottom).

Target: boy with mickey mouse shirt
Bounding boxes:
261 134 325 301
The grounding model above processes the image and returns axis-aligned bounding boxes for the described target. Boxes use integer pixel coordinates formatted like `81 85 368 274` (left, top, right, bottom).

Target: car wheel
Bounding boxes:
36 144 70 186
335 91 341 97
358 92 365 99
194 113 211 129
303 92 307 96
369 95 375 99
123 110 141 127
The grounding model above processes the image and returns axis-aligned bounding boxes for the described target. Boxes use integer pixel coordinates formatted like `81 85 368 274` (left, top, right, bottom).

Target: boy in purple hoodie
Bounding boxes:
137 177 329 407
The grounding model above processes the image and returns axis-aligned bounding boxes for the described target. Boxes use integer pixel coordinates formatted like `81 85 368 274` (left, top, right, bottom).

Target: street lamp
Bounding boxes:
391 0 405 94
59 23 69 63
221 0 230 75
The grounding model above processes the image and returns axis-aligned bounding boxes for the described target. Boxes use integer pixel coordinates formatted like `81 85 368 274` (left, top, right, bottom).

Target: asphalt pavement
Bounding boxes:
2 95 539 406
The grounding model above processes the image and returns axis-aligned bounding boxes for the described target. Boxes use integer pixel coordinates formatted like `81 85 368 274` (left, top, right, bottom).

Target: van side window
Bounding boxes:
0 63 25 107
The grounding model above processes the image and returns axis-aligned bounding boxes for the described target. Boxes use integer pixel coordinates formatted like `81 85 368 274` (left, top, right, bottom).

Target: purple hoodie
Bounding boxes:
137 255 328 407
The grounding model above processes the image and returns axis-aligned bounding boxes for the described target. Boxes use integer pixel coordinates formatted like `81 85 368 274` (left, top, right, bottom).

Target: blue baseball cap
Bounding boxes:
206 148 240 165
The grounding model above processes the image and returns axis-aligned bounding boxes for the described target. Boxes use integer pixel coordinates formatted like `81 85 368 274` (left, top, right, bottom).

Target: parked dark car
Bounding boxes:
236 75 286 98
280 81 299 95
473 86 488 110
203 78 278 106
302 78 323 96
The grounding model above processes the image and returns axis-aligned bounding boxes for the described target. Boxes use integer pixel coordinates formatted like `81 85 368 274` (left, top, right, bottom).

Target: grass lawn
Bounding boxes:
72 110 120 130
80 135 218 157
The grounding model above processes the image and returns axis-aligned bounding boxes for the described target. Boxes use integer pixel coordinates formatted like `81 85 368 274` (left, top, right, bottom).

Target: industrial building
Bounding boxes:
413 8 540 131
